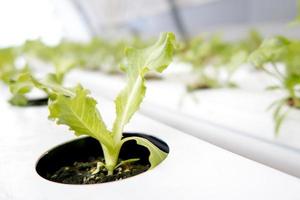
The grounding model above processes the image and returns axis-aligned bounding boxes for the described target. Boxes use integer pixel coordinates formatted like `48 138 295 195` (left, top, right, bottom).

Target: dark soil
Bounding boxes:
287 97 300 109
186 81 237 92
145 73 163 80
187 82 211 91
47 156 150 184
27 97 48 106
36 134 169 185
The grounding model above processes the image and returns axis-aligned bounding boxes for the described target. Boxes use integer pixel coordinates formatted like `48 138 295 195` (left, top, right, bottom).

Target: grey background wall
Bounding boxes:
71 0 298 39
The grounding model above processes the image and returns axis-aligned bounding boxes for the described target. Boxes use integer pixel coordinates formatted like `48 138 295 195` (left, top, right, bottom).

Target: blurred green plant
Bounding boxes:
0 47 19 84
248 36 300 134
7 41 76 106
177 30 261 91
0 36 155 106
21 37 151 75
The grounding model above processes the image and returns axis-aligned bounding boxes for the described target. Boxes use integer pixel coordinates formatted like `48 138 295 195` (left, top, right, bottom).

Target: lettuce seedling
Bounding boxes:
21 37 151 75
0 39 78 106
8 44 77 106
0 47 19 84
43 32 176 175
4 37 155 106
177 33 254 91
0 47 35 106
8 64 74 107
248 36 300 134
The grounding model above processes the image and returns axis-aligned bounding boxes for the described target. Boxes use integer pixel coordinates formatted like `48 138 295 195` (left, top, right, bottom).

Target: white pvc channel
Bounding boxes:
1 87 300 199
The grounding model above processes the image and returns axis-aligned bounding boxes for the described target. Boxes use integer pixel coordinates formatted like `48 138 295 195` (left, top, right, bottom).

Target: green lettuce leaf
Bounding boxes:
48 85 113 149
8 68 34 106
8 70 73 106
121 136 167 169
31 73 75 98
248 36 290 67
9 94 28 106
112 32 176 142
9 69 33 95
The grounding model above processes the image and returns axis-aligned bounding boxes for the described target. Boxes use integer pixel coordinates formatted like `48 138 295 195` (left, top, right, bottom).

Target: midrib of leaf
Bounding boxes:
113 75 143 142
144 46 162 66
144 39 168 70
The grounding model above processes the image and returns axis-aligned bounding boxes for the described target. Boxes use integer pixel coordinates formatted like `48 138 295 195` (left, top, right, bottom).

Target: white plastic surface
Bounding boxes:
1 87 300 200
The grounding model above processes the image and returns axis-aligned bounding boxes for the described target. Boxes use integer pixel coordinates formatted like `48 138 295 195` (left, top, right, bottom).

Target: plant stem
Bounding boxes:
102 143 121 175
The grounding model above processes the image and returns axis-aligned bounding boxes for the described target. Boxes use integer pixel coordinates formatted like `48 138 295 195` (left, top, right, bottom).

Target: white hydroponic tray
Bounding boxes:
1 86 300 199
66 67 300 178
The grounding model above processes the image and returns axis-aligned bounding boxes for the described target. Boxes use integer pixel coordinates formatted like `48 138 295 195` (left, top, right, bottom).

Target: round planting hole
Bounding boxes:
36 133 169 185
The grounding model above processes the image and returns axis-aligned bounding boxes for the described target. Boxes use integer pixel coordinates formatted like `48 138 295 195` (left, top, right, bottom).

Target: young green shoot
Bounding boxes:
45 32 176 175
177 33 252 91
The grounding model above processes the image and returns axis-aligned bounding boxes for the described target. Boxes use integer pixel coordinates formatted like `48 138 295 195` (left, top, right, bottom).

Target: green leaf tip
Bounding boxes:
113 32 176 143
123 32 176 73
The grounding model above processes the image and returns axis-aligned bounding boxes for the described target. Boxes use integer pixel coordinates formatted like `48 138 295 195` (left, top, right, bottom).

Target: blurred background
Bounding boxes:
0 0 298 47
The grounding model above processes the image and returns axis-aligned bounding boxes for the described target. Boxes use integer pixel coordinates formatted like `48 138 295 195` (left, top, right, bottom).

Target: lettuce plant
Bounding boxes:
8 41 78 106
2 36 157 106
8 59 75 106
0 47 34 106
0 47 19 84
177 33 251 91
34 32 176 175
21 37 150 75
249 36 300 134
0 40 77 106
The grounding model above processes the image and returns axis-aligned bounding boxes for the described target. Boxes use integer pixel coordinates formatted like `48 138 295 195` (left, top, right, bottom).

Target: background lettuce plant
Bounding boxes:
0 40 77 106
21 36 151 75
8 58 75 107
177 31 260 91
0 47 34 105
249 36 300 134
0 35 159 106
0 47 20 84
